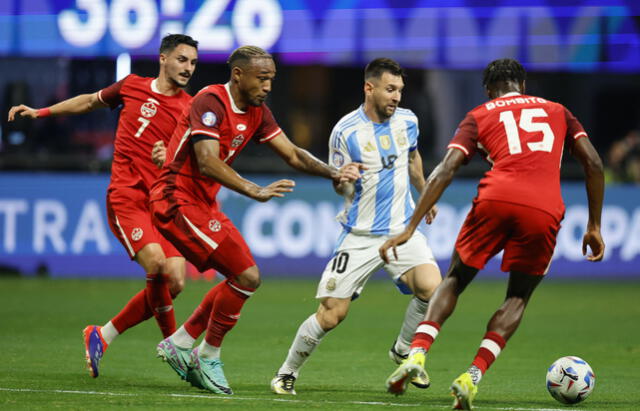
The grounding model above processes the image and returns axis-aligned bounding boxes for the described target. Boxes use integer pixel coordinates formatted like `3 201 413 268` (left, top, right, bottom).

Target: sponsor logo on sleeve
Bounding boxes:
201 111 217 127
332 151 345 167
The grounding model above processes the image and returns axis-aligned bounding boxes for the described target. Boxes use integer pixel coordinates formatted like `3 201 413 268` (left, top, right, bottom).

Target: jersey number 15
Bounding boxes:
499 108 555 155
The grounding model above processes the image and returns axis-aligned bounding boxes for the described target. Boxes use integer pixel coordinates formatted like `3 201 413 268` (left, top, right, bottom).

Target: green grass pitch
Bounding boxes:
1 276 638 410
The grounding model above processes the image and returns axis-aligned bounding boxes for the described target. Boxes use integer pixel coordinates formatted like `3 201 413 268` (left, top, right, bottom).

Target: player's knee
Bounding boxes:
168 275 185 298
234 267 261 289
317 310 346 331
144 254 167 274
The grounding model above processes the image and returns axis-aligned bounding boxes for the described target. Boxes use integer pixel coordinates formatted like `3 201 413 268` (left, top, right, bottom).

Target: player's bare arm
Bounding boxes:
409 149 438 224
8 92 107 122
571 137 605 261
266 132 364 184
152 141 166 169
193 138 294 202
380 148 465 263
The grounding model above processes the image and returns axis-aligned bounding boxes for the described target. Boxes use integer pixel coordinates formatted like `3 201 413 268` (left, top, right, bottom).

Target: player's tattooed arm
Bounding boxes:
193 138 294 202
267 133 363 184
8 92 107 121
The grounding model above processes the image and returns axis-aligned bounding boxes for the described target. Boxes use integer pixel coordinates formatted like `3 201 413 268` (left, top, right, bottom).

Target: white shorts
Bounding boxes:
316 230 438 299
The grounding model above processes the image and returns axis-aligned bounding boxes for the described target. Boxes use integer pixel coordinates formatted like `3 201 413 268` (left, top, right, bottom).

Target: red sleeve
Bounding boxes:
189 93 226 140
447 113 478 163
253 104 282 144
97 76 128 109
564 106 588 150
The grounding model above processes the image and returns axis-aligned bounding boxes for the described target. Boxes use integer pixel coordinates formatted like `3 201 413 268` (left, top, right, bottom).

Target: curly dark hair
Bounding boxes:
482 58 526 88
227 46 273 69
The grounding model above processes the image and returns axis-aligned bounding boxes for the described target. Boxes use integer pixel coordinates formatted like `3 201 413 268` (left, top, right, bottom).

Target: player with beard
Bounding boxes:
8 34 199 378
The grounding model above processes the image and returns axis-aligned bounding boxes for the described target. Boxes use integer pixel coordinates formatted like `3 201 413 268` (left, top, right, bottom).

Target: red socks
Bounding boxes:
183 280 226 338
111 289 153 333
410 321 441 352
145 273 176 338
204 280 255 347
471 331 506 374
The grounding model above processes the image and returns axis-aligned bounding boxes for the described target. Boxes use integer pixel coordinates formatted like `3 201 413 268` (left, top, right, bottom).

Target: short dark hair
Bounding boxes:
227 46 273 69
159 34 198 54
364 58 404 81
482 58 526 88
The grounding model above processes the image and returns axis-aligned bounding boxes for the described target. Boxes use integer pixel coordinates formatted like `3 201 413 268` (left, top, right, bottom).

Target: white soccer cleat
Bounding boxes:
271 373 297 395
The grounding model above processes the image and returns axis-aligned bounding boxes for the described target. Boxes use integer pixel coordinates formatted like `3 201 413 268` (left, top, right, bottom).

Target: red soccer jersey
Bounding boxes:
99 74 191 192
152 83 281 207
448 92 588 221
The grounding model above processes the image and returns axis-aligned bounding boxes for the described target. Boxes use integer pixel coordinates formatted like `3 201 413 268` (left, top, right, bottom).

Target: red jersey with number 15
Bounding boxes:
448 92 588 221
151 83 281 207
99 74 191 192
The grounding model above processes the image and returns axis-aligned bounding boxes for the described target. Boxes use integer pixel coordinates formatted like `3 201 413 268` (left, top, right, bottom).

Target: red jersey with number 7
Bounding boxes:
98 74 191 192
448 92 588 221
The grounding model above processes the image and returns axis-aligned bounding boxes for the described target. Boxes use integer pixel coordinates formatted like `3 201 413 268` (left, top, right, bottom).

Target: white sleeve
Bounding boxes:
328 127 352 168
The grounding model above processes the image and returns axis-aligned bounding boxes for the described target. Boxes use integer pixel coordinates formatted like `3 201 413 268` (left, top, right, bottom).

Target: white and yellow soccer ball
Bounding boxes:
546 356 595 404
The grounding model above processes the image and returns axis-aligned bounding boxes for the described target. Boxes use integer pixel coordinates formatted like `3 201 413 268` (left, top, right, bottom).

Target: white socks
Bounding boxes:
277 314 327 377
171 325 196 349
198 340 221 360
395 296 429 354
101 321 119 345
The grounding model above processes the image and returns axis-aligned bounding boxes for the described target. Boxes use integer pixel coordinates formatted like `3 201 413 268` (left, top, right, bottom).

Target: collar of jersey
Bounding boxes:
358 104 391 125
224 82 247 114
497 91 521 98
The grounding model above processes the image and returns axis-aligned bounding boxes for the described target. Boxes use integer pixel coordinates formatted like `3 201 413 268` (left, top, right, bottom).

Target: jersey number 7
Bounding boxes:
499 108 555 155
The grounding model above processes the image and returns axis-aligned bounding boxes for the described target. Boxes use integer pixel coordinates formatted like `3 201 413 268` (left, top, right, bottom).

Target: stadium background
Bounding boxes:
1 0 639 278
1 2 640 410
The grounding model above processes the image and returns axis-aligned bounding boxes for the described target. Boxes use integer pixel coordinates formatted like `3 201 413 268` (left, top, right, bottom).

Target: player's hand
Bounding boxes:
8 105 37 121
425 205 438 225
253 179 295 202
379 230 412 264
582 229 605 262
152 140 166 169
338 162 366 183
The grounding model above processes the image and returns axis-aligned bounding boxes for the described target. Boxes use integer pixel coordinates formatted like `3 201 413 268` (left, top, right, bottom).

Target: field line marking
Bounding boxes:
0 387 584 410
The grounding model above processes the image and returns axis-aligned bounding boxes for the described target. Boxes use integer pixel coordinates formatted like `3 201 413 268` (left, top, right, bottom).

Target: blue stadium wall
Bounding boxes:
0 173 638 278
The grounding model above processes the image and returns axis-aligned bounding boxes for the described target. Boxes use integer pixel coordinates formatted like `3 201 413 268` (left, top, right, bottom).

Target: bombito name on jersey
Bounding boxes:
485 97 548 110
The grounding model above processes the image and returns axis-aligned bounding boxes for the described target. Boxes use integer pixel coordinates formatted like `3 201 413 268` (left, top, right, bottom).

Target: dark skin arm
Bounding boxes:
380 148 466 263
571 137 605 261
194 138 294 202
267 133 364 183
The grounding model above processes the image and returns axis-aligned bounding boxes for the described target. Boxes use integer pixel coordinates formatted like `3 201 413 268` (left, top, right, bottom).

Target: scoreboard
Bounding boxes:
1 0 639 71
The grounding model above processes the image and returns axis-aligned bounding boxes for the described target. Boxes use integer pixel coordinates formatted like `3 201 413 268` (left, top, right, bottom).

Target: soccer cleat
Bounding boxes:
189 347 233 395
450 372 478 410
83 325 108 378
385 350 426 395
156 337 192 380
271 373 297 395
389 342 431 389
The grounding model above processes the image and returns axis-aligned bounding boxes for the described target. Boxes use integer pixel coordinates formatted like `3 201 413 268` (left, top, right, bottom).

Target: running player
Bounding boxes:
381 58 605 409
150 46 362 395
270 58 442 395
7 34 199 378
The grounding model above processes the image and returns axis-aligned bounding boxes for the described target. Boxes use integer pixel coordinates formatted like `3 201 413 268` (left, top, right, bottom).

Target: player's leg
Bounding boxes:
272 297 351 395
273 234 378 395
386 253 477 395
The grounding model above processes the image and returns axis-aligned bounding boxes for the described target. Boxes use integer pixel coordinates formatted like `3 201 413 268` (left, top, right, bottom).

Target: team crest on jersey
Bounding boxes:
140 98 158 118
131 228 143 241
397 132 408 148
326 277 337 291
209 219 221 232
231 134 245 148
380 135 392 150
201 111 217 127
236 123 247 131
332 152 345 167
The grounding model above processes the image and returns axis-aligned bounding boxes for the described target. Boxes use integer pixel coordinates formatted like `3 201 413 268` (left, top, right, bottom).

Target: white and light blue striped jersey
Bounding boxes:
329 105 420 236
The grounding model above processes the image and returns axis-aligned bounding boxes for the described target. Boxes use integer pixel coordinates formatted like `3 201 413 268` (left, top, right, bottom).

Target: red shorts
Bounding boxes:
455 200 561 275
106 186 181 259
150 196 255 277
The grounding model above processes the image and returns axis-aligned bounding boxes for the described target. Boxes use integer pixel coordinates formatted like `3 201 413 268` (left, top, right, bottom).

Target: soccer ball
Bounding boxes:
546 356 596 404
